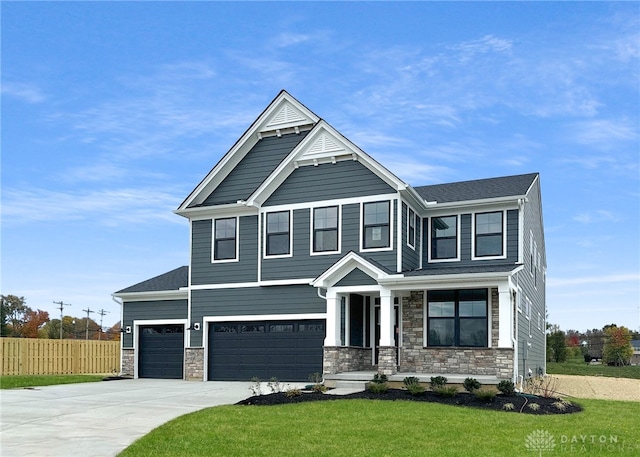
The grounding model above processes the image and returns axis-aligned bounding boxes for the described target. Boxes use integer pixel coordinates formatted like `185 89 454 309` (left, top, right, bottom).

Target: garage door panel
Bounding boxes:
139 324 184 379
209 319 324 381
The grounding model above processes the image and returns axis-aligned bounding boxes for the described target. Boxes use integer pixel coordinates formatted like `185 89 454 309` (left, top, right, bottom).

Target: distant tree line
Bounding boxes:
546 323 638 366
1 294 120 340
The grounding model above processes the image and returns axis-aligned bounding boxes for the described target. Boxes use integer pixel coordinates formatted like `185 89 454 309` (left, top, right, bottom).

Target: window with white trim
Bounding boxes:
475 211 504 257
426 289 488 347
431 215 458 260
213 217 237 261
407 207 416 249
362 201 390 249
266 211 290 256
313 206 339 253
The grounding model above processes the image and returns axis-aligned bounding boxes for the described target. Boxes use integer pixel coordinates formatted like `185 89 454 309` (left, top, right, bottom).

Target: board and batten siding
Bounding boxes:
190 285 325 346
202 133 308 206
191 216 258 285
122 299 188 348
264 160 394 206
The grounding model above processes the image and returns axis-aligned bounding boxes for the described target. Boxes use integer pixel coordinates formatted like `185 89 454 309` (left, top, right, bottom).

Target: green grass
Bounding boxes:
0 374 105 389
119 398 640 457
547 357 640 379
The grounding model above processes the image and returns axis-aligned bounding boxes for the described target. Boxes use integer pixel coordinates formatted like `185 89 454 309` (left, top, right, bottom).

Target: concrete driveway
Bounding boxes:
1 379 252 457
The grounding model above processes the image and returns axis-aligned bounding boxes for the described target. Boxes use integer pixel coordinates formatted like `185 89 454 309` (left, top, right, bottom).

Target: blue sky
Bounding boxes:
2 2 638 332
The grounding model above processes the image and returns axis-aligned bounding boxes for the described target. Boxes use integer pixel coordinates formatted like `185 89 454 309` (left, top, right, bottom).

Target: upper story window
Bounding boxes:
431 215 458 260
474 211 504 258
213 217 237 261
362 201 390 249
313 206 339 254
266 211 290 256
407 207 417 249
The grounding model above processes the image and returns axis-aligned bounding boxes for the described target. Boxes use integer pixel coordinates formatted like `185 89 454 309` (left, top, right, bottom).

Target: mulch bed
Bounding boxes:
237 389 583 415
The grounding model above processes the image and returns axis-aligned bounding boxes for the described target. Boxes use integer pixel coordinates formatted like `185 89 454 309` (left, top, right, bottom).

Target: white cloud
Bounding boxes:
573 210 620 224
548 273 640 287
2 186 185 226
1 81 46 103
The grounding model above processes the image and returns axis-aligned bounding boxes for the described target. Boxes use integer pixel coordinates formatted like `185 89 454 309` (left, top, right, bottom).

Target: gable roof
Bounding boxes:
177 90 320 212
415 173 538 204
115 266 188 294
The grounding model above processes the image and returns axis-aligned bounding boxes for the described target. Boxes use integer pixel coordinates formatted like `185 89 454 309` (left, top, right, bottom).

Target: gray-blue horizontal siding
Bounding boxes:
202 132 308 206
122 299 188 348
335 268 377 287
422 209 519 268
191 216 258 285
264 160 394 206
401 203 420 271
190 285 325 346
261 201 398 280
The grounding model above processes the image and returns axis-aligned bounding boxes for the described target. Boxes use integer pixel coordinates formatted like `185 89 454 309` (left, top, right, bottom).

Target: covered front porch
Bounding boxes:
311 253 520 383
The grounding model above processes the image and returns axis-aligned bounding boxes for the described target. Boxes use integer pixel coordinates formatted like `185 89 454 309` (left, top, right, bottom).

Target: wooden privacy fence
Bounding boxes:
1 338 120 376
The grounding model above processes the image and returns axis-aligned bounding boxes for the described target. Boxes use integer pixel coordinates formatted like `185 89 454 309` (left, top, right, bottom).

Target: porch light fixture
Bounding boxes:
187 323 201 331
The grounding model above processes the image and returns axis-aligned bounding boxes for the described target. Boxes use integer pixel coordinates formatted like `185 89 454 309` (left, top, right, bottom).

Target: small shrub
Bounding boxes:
267 377 286 394
474 389 496 402
367 381 389 394
497 380 516 396
308 372 323 384
403 376 425 396
372 373 388 384
552 401 567 411
249 377 262 396
433 386 457 398
311 383 328 393
430 376 448 390
285 388 302 398
502 402 515 411
463 377 481 393
584 354 592 363
527 403 540 411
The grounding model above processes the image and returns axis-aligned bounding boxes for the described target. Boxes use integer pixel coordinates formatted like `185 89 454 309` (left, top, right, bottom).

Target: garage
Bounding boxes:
138 324 185 379
208 319 324 381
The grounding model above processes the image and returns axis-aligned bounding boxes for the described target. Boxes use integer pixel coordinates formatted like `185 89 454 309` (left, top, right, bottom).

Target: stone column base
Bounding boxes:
121 348 134 377
377 346 397 376
185 347 205 381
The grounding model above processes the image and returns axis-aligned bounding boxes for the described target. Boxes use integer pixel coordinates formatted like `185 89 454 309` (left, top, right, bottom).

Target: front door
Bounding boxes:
374 305 399 365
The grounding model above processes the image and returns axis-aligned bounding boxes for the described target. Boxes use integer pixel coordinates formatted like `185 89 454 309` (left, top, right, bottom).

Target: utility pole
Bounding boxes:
53 301 71 339
96 309 109 340
82 308 95 340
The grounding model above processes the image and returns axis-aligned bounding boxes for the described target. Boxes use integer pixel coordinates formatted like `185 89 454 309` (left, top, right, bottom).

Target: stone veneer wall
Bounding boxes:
400 289 513 380
185 347 204 381
323 346 373 375
121 348 134 377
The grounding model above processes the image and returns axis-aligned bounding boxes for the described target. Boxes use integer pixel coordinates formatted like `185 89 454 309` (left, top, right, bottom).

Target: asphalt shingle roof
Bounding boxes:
403 264 521 277
414 173 538 203
115 266 188 294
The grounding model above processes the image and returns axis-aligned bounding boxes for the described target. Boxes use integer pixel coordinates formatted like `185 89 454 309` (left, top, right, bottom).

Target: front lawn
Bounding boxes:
547 357 640 379
119 398 640 456
0 374 105 389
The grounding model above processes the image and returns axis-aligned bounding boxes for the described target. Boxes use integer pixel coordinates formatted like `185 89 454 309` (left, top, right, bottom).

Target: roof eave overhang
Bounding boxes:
112 289 189 302
174 202 258 220
426 195 527 211
378 265 524 290
311 251 403 289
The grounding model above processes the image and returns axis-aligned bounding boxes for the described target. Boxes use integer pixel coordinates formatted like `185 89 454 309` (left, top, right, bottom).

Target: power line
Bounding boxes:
82 308 95 340
53 301 71 339
96 309 109 340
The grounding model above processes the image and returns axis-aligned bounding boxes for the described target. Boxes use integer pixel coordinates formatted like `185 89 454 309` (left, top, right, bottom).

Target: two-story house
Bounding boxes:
113 90 546 385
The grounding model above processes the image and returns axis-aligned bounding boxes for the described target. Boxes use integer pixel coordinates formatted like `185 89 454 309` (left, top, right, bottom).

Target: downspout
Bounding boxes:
111 295 124 376
511 276 519 385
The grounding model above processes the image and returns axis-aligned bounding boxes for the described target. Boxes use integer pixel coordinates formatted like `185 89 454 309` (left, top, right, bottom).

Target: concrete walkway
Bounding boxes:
0 379 253 457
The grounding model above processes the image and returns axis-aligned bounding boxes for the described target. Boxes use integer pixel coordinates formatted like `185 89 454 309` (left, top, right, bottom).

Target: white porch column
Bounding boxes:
379 287 394 347
498 283 513 348
324 289 340 346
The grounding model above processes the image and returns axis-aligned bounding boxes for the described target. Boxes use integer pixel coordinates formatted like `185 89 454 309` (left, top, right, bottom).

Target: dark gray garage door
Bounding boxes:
139 324 184 379
208 319 324 381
